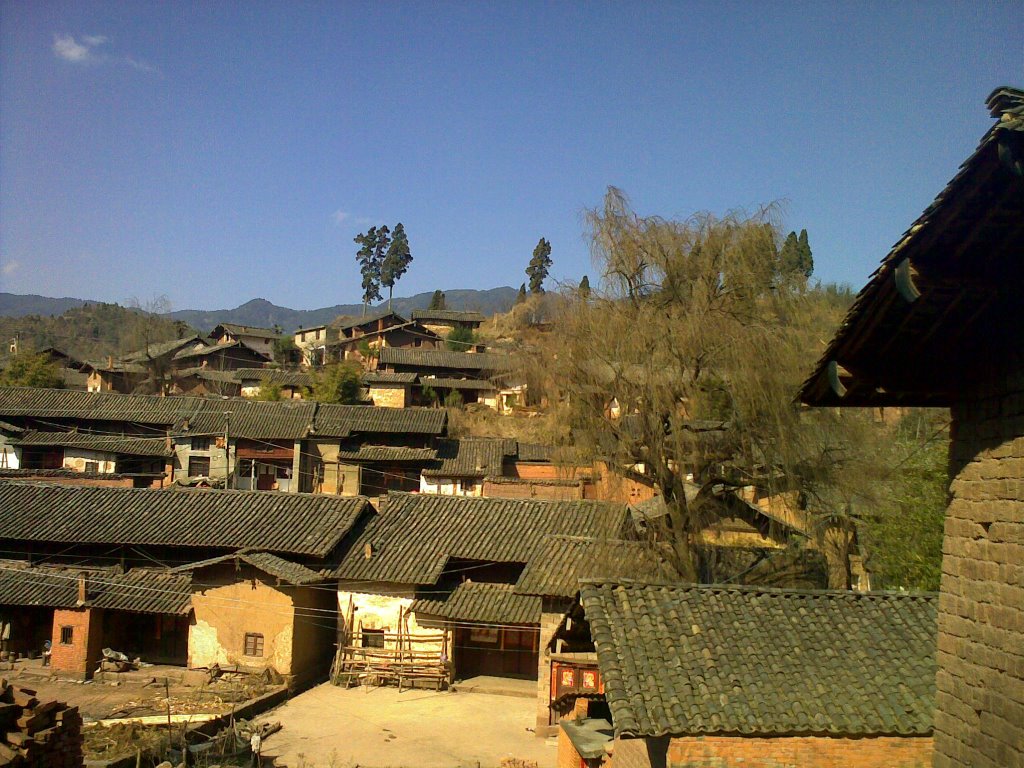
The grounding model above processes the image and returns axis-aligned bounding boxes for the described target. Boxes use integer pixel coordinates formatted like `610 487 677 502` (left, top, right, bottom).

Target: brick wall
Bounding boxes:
536 607 566 735
934 348 1024 768
657 734 933 768
50 607 103 679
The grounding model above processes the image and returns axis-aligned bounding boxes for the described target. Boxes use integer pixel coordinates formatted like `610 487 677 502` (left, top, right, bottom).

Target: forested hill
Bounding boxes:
0 302 195 362
166 288 517 332
0 287 518 333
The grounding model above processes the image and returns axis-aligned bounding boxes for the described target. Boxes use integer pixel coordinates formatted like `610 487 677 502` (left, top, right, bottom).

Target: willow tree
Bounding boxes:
541 188 879 583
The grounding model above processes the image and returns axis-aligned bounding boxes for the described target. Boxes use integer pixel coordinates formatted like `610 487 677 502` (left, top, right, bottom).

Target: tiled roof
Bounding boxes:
410 581 541 625
0 420 22 434
235 369 313 387
14 430 172 457
363 371 418 385
176 399 316 440
515 536 676 597
0 481 371 558
0 387 197 426
411 310 486 323
0 560 191 615
799 87 1024 407
379 348 512 371
419 377 495 391
422 438 507 477
335 311 408 332
0 388 445 440
312 404 447 437
172 551 326 585
579 581 938 738
336 446 438 462
334 493 630 585
214 324 280 339
125 336 207 363
172 367 240 384
516 442 554 462
172 340 245 360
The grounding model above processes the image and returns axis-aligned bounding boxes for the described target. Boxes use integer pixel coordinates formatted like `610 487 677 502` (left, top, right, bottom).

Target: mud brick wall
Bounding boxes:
935 349 1024 768
49 607 103 680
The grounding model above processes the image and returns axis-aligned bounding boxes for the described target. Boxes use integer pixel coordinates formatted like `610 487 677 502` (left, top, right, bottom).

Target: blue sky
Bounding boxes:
1 2 1021 311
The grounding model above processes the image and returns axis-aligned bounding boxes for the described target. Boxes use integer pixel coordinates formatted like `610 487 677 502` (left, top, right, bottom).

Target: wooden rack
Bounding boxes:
330 604 451 692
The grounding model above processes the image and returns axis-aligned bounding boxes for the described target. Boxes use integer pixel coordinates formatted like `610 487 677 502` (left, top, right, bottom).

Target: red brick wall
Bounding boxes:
656 734 933 768
50 608 103 679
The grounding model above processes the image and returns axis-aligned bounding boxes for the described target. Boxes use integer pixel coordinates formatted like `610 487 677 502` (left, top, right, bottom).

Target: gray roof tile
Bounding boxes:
0 560 191 614
379 348 512 371
515 536 676 597
410 310 486 323
335 493 630 585
15 430 172 457
410 581 540 624
0 481 371 558
580 581 937 738
172 551 326 585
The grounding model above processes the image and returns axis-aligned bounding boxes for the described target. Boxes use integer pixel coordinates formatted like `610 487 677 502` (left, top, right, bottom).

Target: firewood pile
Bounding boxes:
0 680 82 767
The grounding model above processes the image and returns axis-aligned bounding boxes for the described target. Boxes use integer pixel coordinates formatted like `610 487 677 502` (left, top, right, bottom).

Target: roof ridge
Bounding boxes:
578 578 937 599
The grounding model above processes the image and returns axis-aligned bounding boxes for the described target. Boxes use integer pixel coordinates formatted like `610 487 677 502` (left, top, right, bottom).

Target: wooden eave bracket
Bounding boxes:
827 361 849 399
894 258 921 302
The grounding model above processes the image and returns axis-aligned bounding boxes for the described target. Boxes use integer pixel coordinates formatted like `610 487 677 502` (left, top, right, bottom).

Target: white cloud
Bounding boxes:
1 260 20 277
53 34 96 63
52 33 158 74
332 210 351 225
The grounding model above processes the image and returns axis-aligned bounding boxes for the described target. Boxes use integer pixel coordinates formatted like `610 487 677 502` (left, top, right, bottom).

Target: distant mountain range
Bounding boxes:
0 288 518 332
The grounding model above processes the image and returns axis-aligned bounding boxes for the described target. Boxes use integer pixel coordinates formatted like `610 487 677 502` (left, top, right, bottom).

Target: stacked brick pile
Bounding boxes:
0 680 82 767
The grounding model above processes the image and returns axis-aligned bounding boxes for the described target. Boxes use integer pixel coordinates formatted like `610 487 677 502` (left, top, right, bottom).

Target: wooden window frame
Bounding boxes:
60 626 74 645
244 632 264 657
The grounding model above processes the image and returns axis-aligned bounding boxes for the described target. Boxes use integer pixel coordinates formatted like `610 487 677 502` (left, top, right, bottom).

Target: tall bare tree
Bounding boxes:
536 188 882 582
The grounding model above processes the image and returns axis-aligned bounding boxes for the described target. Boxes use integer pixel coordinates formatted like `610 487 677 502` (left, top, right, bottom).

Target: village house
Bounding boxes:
293 324 333 368
307 405 448 496
5 430 171 487
236 368 313 399
377 347 526 412
0 387 448 495
327 312 442 365
0 481 372 689
84 336 210 394
208 323 279 361
799 86 1024 768
364 371 418 408
409 309 486 338
551 581 937 768
330 493 634 697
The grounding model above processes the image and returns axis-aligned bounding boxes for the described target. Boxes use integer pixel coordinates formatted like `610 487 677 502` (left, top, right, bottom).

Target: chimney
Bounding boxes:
107 355 113 369
77 572 88 605
364 542 373 560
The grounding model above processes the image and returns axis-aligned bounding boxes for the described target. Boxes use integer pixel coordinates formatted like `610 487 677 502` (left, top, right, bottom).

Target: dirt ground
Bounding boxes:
257 683 556 768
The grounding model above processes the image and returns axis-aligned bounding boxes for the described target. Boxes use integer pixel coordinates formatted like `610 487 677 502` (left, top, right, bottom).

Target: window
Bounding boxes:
191 437 212 451
188 456 211 477
244 633 264 657
361 629 385 648
60 626 74 645
84 461 99 474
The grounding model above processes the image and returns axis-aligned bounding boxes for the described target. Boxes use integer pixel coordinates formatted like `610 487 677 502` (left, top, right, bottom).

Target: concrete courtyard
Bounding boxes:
258 682 556 768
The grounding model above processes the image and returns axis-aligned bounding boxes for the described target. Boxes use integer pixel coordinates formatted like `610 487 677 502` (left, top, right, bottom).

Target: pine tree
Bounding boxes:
579 275 591 300
429 290 446 310
526 237 553 294
779 231 801 277
354 227 383 315
380 223 413 310
515 283 527 305
797 229 814 278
